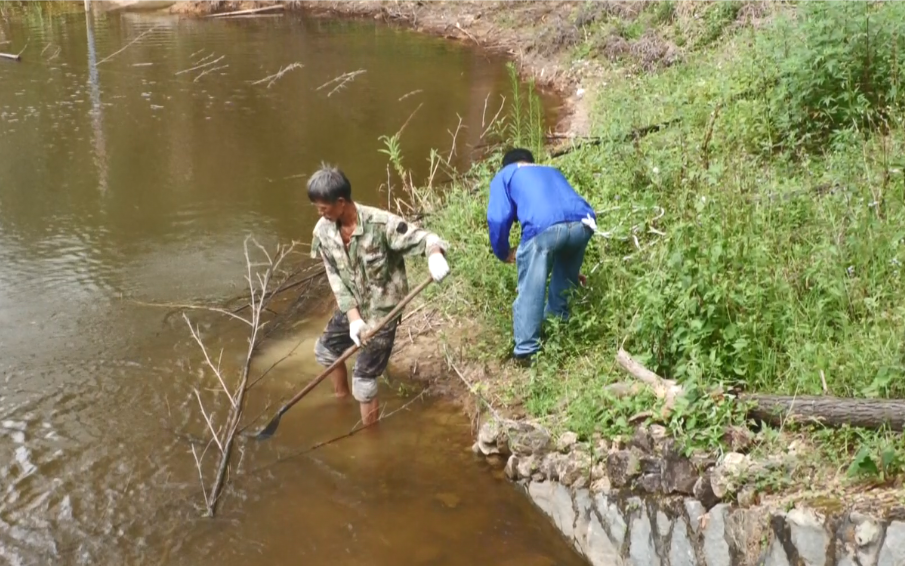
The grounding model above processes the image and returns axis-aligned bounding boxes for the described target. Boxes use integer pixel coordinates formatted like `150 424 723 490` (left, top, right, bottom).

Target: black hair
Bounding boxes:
307 164 352 203
501 148 535 168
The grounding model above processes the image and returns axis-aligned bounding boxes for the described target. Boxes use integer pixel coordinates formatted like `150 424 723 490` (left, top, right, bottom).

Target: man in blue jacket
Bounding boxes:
487 148 596 365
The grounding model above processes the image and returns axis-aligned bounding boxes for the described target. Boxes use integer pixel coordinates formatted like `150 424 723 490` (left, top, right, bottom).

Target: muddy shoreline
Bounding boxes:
167 0 595 138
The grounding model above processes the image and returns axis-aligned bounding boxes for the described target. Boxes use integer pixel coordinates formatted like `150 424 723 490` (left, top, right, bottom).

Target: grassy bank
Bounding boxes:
402 1 905 495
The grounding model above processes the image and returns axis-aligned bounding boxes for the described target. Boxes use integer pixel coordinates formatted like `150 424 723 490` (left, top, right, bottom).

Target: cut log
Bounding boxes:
615 348 905 432
0 52 21 62
744 394 905 432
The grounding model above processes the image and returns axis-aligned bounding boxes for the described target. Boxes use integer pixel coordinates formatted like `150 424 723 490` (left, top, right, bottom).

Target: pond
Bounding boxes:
0 3 584 565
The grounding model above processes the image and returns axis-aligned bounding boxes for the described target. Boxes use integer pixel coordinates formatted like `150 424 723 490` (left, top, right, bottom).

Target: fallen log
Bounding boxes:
0 52 21 62
204 5 284 18
745 394 905 432
614 348 905 431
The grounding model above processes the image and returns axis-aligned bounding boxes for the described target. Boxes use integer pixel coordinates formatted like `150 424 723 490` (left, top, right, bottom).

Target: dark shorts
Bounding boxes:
313 310 398 402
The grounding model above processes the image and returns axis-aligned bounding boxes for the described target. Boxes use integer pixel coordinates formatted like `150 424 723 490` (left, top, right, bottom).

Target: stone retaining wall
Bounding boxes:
474 419 905 566
526 480 904 566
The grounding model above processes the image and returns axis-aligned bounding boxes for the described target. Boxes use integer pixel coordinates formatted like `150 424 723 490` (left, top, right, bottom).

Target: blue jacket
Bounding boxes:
486 163 595 261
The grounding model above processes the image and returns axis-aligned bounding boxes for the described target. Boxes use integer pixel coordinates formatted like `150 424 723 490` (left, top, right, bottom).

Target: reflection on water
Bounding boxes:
0 3 577 565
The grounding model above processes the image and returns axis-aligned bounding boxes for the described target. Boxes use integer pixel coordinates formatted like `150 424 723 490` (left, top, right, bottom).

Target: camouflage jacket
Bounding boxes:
310 204 448 324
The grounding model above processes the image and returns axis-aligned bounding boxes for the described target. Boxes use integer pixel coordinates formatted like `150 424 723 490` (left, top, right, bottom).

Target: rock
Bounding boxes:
517 455 539 479
693 473 721 510
557 431 579 452
606 450 641 488
585 510 623 566
596 493 627 550
573 488 593 553
722 425 754 453
854 515 880 547
669 519 696 566
853 513 882 565
737 485 759 508
629 506 660 566
590 462 607 481
640 456 662 475
691 450 718 472
471 441 481 454
572 476 589 490
662 447 698 495
649 424 669 451
787 508 828 566
835 512 882 566
557 449 593 487
685 499 705 534
476 419 510 456
508 423 554 457
711 452 749 498
504 455 519 480
878 520 905 566
531 472 545 482
637 473 662 494
703 504 730 566
630 426 652 453
656 511 672 538
539 452 568 480
595 438 611 456
765 539 792 566
590 477 611 494
528 481 576 540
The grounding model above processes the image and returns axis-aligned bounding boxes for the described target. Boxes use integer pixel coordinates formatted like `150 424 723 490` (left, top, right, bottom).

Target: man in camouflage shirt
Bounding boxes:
307 164 450 425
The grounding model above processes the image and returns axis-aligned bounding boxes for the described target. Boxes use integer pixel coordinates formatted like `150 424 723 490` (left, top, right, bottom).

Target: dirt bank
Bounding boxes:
168 0 599 138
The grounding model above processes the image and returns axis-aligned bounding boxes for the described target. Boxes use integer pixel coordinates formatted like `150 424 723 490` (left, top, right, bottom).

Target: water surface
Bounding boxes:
0 4 579 564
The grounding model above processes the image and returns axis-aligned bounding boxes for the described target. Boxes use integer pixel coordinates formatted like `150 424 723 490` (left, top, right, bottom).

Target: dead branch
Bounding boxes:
447 114 465 163
251 62 303 88
613 348 905 431
193 64 228 82
398 89 422 102
316 69 366 97
175 54 225 76
205 5 284 18
96 27 156 66
183 237 298 517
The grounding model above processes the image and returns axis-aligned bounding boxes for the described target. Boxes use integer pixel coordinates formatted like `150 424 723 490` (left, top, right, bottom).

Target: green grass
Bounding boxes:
395 1 905 492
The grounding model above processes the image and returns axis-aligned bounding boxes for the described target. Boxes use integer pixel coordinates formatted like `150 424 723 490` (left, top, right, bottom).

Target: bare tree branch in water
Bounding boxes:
96 26 156 66
175 54 225 76
398 89 422 102
251 62 303 88
316 69 366 97
183 236 299 517
193 64 228 83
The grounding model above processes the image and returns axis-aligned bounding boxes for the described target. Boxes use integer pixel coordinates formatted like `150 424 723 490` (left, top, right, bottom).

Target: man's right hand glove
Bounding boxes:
349 318 368 347
428 252 450 282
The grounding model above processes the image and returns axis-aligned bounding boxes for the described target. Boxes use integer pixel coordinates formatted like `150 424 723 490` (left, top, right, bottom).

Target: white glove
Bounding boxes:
428 252 450 282
349 318 368 347
581 213 598 233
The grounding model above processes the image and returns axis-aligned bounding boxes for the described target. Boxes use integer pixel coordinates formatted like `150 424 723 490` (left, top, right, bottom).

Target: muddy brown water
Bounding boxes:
0 4 583 566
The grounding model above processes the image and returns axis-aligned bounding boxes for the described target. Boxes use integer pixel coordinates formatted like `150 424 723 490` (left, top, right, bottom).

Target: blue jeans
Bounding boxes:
513 221 593 357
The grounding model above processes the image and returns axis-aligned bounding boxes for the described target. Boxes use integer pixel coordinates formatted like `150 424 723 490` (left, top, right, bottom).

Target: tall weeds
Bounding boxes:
422 1 905 481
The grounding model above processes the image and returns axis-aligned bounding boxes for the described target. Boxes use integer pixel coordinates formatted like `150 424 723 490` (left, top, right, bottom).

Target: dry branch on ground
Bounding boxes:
613 348 905 431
